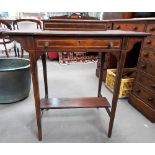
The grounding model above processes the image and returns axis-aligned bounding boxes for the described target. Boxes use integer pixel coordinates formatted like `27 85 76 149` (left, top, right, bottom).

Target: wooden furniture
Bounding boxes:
12 19 42 57
0 20 16 57
96 18 155 122
103 12 133 20
44 13 100 63
3 29 149 141
49 13 98 20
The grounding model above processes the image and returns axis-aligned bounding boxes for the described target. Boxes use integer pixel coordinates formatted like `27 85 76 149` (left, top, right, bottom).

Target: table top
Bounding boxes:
1 30 150 37
42 18 155 22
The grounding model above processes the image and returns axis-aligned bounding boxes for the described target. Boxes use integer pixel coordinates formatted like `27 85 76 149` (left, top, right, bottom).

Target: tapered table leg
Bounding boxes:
97 53 105 97
108 51 127 137
29 53 42 141
41 53 48 98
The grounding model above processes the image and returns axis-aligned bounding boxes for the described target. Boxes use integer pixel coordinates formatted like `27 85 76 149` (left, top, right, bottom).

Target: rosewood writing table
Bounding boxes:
2 30 150 141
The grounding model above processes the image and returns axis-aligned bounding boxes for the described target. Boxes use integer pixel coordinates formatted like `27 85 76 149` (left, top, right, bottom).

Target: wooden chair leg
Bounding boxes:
97 52 105 97
29 53 42 141
41 53 48 98
108 51 127 138
3 43 9 57
14 45 17 57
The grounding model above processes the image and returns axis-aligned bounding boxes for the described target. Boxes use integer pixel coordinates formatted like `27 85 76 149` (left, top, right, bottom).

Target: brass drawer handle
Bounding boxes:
107 25 111 29
148 97 153 101
146 40 151 44
133 26 138 31
149 27 155 31
115 25 120 29
143 52 149 57
141 64 146 69
106 42 114 48
151 84 155 89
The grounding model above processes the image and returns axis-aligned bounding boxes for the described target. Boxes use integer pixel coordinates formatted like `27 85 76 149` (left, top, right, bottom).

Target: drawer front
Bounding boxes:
35 38 121 50
113 23 145 32
146 24 155 35
143 37 155 49
140 50 155 65
137 59 155 76
44 22 108 30
136 71 155 93
133 83 155 109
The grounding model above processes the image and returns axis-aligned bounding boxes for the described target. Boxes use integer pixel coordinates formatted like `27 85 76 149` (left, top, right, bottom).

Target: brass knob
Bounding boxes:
148 97 153 101
116 25 120 29
133 26 137 31
107 42 113 48
146 40 151 44
141 64 146 69
149 27 154 31
143 52 149 57
151 84 155 89
107 25 111 29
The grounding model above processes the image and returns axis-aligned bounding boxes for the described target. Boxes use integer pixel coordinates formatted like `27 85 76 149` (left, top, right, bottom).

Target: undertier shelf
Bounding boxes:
40 97 110 109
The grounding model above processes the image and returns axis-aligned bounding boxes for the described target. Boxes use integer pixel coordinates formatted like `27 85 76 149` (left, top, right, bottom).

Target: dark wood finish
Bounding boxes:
143 36 155 49
43 20 109 31
13 19 42 57
133 83 155 109
36 38 121 50
40 97 110 109
108 47 127 137
49 13 98 20
29 52 42 141
41 54 48 98
137 58 155 76
113 23 145 32
98 52 106 97
94 18 155 122
136 71 155 93
43 15 109 64
141 50 155 63
129 93 155 122
3 29 148 141
146 24 155 35
103 12 134 20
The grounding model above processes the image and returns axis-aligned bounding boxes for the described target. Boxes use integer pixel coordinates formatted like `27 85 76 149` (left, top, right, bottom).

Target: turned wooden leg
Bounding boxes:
41 53 48 98
108 51 127 138
97 52 105 97
29 53 42 141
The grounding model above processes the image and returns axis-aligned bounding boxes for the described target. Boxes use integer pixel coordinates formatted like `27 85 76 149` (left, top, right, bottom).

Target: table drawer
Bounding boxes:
146 24 155 35
143 37 155 49
35 38 121 50
136 71 155 93
133 83 155 109
137 59 155 76
140 50 155 64
44 22 108 30
113 23 145 32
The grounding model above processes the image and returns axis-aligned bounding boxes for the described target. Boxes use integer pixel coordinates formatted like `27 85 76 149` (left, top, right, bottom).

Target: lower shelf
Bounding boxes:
40 97 110 109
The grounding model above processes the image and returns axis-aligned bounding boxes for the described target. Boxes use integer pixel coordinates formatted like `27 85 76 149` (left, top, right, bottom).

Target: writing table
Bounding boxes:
2 30 150 141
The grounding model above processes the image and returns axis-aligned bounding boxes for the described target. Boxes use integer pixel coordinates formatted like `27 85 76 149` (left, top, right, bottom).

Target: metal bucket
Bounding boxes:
0 58 31 103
